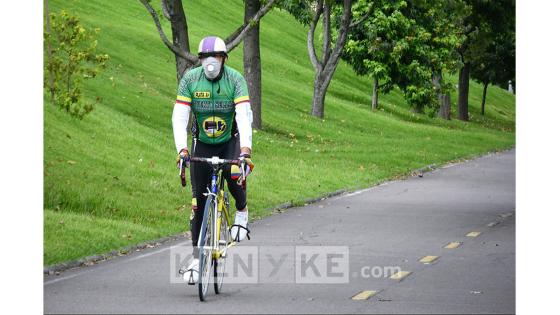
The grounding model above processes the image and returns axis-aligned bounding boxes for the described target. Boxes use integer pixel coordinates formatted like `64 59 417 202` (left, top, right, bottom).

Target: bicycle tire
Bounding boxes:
214 192 230 294
198 196 215 302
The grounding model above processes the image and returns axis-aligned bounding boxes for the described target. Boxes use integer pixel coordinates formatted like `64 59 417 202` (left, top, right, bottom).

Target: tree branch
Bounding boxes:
161 0 171 21
225 0 279 52
307 0 323 71
327 0 352 69
349 1 374 29
322 2 332 65
139 0 198 64
225 24 245 45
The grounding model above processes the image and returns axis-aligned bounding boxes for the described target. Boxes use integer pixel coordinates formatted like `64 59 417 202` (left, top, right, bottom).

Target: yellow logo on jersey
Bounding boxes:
194 91 211 98
202 116 227 138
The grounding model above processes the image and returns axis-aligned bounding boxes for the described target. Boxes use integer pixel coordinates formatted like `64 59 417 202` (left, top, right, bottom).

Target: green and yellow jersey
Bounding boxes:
176 65 250 145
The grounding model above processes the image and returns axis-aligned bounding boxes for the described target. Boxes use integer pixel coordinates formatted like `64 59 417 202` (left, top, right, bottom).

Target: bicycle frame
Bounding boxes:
210 168 236 260
190 157 239 260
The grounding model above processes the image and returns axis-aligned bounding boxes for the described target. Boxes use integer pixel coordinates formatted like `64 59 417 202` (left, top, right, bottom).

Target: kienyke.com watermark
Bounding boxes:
169 245 401 284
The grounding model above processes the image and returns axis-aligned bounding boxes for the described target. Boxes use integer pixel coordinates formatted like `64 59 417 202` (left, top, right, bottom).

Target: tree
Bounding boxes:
407 0 467 118
386 0 467 115
281 0 373 118
456 0 514 121
307 0 351 118
44 8 109 119
432 1 465 118
244 0 263 129
342 1 411 111
471 32 515 115
342 0 466 116
471 6 515 115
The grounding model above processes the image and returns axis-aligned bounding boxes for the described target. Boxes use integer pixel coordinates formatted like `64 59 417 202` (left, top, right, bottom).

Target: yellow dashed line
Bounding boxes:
466 231 481 237
351 290 378 300
390 271 411 281
419 255 439 264
444 242 462 249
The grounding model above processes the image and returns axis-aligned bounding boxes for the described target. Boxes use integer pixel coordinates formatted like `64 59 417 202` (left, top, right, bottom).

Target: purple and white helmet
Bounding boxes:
198 36 227 57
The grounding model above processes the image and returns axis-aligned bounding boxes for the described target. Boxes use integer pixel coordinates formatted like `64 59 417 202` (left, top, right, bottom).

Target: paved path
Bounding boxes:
44 150 515 314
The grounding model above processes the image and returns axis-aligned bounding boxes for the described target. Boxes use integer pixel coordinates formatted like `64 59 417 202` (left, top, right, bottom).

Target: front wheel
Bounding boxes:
198 196 215 301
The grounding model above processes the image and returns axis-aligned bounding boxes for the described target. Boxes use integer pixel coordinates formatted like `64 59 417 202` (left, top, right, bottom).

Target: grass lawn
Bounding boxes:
44 0 515 266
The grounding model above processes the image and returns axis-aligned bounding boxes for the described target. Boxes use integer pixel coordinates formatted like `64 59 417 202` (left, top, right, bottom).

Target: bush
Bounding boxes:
44 10 109 119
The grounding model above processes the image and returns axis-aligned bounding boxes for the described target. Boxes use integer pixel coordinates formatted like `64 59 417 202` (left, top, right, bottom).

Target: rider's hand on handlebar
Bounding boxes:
238 151 254 180
240 147 251 157
176 148 190 169
239 156 254 172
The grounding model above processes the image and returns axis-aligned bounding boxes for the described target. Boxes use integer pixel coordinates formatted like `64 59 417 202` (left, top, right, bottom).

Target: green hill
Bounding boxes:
44 0 515 266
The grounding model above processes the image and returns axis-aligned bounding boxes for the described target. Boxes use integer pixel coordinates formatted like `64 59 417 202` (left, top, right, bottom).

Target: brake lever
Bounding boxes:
178 158 183 175
179 157 187 187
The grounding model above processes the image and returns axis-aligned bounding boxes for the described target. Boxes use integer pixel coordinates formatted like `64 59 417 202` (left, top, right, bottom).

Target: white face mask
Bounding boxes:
202 57 222 80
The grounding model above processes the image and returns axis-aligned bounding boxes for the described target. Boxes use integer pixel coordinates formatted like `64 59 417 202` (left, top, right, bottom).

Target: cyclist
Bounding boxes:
172 36 254 284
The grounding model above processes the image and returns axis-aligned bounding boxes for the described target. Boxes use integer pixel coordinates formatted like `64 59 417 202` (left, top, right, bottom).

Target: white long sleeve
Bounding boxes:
172 103 191 153
235 102 253 150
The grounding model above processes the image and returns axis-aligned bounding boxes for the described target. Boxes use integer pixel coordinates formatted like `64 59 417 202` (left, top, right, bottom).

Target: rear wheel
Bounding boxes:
198 197 215 301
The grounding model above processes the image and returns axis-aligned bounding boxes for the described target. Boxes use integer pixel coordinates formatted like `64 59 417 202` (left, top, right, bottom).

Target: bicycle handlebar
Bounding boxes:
189 156 241 165
179 156 245 187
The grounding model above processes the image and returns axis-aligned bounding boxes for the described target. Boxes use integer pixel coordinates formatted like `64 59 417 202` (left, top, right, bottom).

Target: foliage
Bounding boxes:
342 0 467 112
459 0 505 63
277 0 312 24
44 10 109 119
343 1 410 85
470 1 515 88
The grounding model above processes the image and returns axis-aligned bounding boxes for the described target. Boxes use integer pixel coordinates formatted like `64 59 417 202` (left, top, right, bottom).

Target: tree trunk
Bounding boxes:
481 81 489 115
432 72 450 119
164 0 192 82
311 74 328 118
44 0 55 102
457 62 470 121
438 93 451 120
371 76 379 110
243 0 262 130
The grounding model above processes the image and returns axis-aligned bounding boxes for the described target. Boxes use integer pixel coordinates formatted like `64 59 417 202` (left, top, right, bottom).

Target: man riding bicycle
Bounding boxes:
172 36 254 284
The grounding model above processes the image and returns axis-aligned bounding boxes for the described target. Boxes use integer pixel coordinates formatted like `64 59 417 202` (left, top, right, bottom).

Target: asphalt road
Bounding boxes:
44 149 515 314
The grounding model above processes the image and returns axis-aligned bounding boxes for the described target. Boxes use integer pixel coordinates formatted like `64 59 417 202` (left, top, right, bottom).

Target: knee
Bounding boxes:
236 200 247 211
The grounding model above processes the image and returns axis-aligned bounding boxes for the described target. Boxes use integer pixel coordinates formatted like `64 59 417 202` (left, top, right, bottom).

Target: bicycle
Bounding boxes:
179 155 248 301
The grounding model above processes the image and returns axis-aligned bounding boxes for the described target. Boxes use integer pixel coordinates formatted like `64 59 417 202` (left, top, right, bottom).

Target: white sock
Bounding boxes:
236 210 248 220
